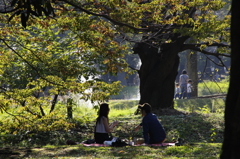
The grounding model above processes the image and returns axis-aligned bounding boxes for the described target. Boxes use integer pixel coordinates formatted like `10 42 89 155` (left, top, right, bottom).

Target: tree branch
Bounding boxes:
1 39 64 86
181 44 230 57
50 94 59 113
61 0 148 32
184 43 230 48
203 54 225 67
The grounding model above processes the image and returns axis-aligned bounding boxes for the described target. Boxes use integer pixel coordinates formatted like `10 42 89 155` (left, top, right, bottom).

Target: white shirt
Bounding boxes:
175 87 180 94
187 83 192 93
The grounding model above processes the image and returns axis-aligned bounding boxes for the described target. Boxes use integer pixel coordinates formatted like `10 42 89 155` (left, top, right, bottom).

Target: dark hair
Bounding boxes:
175 83 179 86
96 103 110 124
182 70 187 74
135 103 152 115
188 79 192 83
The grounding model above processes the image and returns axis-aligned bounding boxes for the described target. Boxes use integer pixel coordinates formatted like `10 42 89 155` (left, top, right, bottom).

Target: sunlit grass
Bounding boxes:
24 143 221 159
198 80 229 96
109 108 135 118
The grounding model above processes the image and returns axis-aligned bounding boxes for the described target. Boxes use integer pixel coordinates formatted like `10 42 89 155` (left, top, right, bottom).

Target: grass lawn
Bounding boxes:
0 98 224 158
1 143 221 159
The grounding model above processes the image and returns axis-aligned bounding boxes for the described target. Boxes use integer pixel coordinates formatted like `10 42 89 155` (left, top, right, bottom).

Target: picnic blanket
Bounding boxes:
82 143 175 147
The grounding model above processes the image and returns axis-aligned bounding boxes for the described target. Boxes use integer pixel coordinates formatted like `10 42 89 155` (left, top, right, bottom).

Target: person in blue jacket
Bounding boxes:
134 103 166 144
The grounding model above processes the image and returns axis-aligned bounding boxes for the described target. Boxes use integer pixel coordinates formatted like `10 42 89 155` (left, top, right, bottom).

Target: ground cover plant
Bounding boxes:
0 99 224 158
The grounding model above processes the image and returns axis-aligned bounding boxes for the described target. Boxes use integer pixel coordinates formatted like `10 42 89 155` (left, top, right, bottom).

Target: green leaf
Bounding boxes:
8 10 21 22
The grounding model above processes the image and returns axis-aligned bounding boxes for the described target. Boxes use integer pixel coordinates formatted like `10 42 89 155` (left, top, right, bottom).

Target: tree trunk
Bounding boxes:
133 37 188 111
221 0 240 158
186 50 198 97
67 98 73 119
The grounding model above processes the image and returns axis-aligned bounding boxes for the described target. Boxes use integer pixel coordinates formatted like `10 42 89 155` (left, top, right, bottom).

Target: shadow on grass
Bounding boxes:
164 143 221 158
10 143 221 158
111 110 224 144
28 145 168 158
161 112 224 143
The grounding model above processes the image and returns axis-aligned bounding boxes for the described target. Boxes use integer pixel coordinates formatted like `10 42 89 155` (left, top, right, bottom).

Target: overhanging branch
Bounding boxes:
1 39 64 87
61 0 148 32
181 44 230 57
203 54 225 67
184 43 230 48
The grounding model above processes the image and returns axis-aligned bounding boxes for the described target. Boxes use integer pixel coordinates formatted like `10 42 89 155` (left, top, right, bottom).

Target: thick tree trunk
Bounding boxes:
221 0 240 158
133 37 188 110
186 50 198 97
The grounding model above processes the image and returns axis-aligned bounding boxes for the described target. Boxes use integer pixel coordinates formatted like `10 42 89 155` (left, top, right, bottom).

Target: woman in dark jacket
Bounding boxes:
134 103 166 144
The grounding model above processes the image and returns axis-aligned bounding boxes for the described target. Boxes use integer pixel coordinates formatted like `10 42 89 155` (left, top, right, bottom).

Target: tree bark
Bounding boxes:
221 0 240 158
186 50 198 97
133 37 188 110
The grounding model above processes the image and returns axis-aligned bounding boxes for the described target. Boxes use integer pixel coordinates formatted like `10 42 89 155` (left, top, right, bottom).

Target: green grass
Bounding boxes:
2 143 221 159
5 143 220 159
174 98 225 114
198 80 229 96
0 98 225 158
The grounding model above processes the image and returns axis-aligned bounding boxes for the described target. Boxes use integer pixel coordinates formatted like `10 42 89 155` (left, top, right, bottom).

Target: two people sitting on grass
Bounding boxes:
94 102 166 145
94 103 119 144
134 103 166 144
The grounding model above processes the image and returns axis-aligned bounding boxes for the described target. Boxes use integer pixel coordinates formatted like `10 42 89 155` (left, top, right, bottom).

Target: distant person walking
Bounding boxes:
174 83 180 99
187 79 193 99
179 70 189 99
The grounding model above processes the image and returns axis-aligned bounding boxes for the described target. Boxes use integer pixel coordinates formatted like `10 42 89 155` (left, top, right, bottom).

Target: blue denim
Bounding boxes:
180 83 187 99
174 93 180 99
187 93 191 99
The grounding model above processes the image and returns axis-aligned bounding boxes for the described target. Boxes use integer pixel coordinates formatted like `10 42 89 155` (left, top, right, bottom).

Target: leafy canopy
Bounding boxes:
0 0 231 133
0 5 132 132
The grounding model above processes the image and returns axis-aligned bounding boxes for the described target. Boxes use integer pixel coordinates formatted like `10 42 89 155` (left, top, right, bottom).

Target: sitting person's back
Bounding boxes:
134 103 166 144
95 116 110 144
94 103 119 144
142 112 166 144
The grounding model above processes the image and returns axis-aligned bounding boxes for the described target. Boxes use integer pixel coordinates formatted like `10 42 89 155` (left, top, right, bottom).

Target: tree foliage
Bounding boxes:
1 0 230 63
0 5 132 132
0 0 231 132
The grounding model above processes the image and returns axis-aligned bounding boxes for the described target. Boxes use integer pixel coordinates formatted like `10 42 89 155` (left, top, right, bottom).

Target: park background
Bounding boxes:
0 0 237 158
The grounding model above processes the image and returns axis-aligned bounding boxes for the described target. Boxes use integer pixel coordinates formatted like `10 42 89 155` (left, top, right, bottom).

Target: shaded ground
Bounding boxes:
0 147 32 159
156 108 188 116
0 143 222 159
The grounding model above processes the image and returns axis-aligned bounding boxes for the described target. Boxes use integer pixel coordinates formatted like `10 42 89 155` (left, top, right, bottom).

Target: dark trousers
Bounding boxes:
187 92 191 99
94 132 111 144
